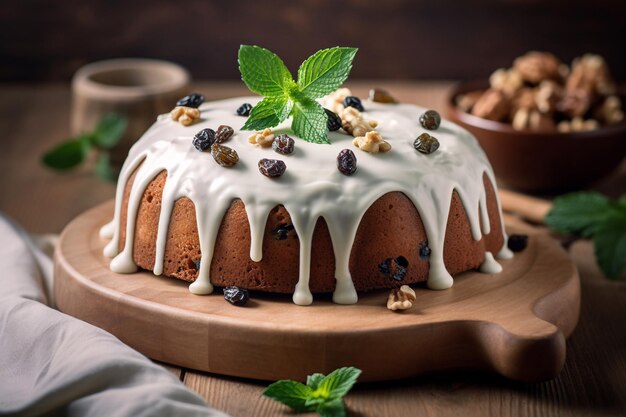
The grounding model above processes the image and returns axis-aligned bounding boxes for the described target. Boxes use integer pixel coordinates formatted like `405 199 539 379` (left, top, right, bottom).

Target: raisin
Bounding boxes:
507 234 529 252
343 96 364 112
258 158 286 178
325 108 342 131
419 241 431 259
236 103 252 116
379 256 409 281
419 110 441 130
215 125 234 143
272 223 295 240
337 149 357 176
272 134 295 155
413 133 440 154
192 128 216 151
369 88 396 104
211 144 239 167
223 286 250 306
176 93 204 108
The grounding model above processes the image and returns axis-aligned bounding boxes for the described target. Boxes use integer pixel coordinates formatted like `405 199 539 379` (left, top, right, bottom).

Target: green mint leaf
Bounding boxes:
42 135 91 170
241 95 292 131
307 373 325 390
316 367 361 401
92 114 127 149
95 152 117 182
238 45 293 97
297 47 358 98
545 192 612 237
262 380 313 412
291 97 329 144
317 398 346 417
593 211 626 279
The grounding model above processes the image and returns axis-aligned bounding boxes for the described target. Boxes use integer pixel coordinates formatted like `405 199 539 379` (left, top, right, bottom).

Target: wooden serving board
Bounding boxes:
54 201 580 383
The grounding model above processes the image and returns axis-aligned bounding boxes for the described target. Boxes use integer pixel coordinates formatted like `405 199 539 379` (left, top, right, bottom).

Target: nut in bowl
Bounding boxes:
445 52 626 192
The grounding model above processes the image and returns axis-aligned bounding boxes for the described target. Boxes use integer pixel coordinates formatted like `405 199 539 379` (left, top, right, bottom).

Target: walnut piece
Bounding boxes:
352 131 391 153
471 89 510 121
170 106 201 126
557 117 599 133
387 285 416 311
512 108 556 131
535 80 563 114
455 90 483 113
247 128 275 148
489 68 523 97
557 89 592 118
567 54 616 97
320 87 353 114
513 51 564 84
341 107 378 137
594 96 624 125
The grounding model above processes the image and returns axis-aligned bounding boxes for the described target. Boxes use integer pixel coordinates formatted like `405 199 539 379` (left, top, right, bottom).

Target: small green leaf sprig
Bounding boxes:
545 191 626 279
42 114 127 182
263 367 361 417
238 45 358 144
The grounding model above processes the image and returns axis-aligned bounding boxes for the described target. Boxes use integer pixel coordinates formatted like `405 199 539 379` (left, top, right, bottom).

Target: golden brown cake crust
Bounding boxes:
119 168 504 294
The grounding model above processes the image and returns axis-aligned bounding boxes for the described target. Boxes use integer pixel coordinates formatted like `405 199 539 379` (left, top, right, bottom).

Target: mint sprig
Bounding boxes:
239 45 358 144
42 114 127 182
263 367 361 417
545 191 626 279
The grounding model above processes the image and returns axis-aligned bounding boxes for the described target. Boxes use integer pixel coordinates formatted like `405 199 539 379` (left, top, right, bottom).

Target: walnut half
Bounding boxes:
387 285 416 311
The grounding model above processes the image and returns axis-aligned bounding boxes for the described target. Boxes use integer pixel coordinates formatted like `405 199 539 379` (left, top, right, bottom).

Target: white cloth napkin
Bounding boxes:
0 214 229 417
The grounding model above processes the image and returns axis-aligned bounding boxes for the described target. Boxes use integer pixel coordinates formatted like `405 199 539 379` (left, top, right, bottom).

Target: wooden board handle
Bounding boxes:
499 190 553 225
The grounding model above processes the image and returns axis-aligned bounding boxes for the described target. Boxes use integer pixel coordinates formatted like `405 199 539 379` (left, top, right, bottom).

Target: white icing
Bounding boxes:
480 251 503 274
100 97 511 305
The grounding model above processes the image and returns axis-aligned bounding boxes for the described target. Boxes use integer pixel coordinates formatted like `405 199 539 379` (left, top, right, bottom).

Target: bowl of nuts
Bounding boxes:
446 51 626 192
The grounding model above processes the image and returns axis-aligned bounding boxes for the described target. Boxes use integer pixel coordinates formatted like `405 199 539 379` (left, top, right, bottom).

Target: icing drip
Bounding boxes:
100 97 511 305
480 251 503 274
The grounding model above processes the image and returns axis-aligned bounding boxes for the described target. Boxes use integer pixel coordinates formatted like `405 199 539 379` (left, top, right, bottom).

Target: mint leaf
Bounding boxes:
291 97 329 144
238 45 293 97
316 367 361 401
42 135 91 170
263 380 313 412
92 114 127 149
545 192 612 237
593 212 626 279
242 95 292 131
95 152 117 182
317 398 346 417
307 373 325 390
297 47 358 98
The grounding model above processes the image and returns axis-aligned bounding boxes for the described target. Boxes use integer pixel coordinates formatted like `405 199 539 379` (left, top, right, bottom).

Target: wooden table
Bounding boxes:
1 82 625 417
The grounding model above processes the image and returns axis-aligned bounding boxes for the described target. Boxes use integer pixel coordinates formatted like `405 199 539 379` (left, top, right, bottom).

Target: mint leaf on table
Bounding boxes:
263 367 361 417
297 47 358 98
91 114 127 149
238 45 357 144
42 134 91 170
545 191 626 279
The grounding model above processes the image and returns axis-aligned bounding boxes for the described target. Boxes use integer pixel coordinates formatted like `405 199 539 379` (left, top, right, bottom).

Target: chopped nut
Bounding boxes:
594 96 624 125
170 106 201 126
513 51 564 84
489 68 523 97
248 128 275 148
352 131 391 153
341 107 378 137
471 89 510 121
557 89 592 118
387 285 416 311
567 54 616 97
512 108 556 131
320 87 353 114
535 81 563 114
557 117 598 133
511 88 537 113
455 90 483 113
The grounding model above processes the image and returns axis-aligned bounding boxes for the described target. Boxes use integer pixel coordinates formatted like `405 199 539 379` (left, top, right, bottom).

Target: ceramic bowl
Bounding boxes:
445 81 626 192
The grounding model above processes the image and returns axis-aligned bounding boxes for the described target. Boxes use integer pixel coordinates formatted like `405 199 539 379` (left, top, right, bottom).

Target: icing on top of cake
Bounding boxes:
101 96 512 305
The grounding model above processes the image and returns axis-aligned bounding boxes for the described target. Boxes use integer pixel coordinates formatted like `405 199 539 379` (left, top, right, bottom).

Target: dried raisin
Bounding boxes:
337 149 357 176
223 286 249 306
192 128 216 151
176 93 204 108
272 134 295 155
258 158 286 178
419 110 441 130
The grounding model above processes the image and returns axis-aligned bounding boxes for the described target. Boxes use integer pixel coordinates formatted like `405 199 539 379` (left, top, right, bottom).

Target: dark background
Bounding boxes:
2 0 626 83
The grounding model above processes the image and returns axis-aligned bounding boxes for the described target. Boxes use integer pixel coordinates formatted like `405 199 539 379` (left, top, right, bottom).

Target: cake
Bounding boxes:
99 93 513 306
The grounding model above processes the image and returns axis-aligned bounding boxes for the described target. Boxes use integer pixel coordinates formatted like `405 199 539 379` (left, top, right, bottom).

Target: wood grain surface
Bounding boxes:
2 83 626 416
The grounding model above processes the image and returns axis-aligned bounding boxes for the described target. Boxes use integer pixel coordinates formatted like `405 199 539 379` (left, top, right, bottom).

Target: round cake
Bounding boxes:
100 94 513 305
